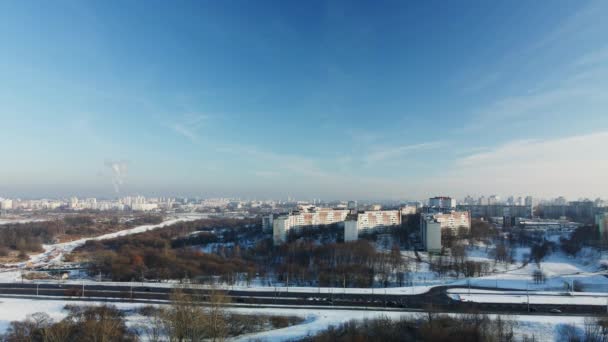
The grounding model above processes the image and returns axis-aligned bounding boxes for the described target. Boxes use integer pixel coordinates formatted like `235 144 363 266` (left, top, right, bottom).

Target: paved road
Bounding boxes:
0 282 603 315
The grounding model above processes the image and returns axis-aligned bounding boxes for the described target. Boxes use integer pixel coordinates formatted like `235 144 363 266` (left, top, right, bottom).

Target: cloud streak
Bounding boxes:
364 142 442 163
433 131 608 198
170 114 209 143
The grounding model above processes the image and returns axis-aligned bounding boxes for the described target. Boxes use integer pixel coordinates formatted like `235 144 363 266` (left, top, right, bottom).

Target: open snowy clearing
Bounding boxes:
0 297 590 341
2 214 208 270
0 218 49 225
449 292 608 306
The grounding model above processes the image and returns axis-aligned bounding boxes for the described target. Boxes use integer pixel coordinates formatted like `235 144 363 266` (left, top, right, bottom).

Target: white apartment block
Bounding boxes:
131 202 158 211
273 208 402 244
0 199 13 210
421 216 442 253
348 210 402 232
432 211 471 234
420 211 471 252
400 205 417 215
272 208 349 244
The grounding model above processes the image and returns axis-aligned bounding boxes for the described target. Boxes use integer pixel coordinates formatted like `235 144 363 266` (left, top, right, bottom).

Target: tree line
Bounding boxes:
0 214 163 258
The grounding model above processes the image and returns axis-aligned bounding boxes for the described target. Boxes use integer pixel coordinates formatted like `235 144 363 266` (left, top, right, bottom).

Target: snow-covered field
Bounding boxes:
0 218 49 225
448 288 608 306
2 214 208 270
0 297 590 341
400 238 608 294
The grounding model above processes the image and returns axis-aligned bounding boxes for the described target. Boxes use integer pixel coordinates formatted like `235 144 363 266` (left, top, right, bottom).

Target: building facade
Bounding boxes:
272 208 350 244
421 215 442 253
428 196 456 211
597 213 608 241
420 211 471 252
457 204 532 219
432 211 471 235
272 208 402 244
262 214 274 233
538 201 597 224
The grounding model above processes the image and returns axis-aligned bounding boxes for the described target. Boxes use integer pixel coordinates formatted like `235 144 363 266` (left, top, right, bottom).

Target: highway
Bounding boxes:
0 282 605 315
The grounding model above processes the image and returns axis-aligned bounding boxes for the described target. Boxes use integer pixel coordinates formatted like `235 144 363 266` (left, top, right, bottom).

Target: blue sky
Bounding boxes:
1 0 607 200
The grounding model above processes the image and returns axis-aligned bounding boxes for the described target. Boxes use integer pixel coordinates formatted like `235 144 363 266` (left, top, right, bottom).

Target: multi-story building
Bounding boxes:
538 200 597 224
272 208 350 244
457 204 532 219
347 201 358 211
488 195 501 205
343 210 402 241
400 205 417 216
554 197 568 205
420 216 442 253
262 214 274 233
596 213 608 240
428 196 456 211
420 211 471 252
463 195 476 205
431 211 471 235
369 204 382 211
272 215 291 245
131 202 158 211
344 215 359 242
272 208 401 244
0 199 13 210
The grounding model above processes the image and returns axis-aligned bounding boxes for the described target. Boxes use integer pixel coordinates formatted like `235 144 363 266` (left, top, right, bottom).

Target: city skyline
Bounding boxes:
1 1 608 199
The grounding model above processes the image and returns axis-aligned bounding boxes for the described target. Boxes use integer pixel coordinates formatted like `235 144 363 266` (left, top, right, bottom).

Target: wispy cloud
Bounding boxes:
461 71 502 93
170 114 209 143
253 170 281 178
433 131 608 198
217 143 411 198
465 64 608 131
364 142 442 163
575 46 608 67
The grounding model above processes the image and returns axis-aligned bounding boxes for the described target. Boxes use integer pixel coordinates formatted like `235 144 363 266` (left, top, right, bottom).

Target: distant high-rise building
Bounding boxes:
0 199 13 210
347 200 357 211
463 195 476 205
262 214 274 233
344 215 359 242
428 196 456 210
525 196 534 207
488 195 500 205
596 212 608 241
400 205 417 215
555 196 567 205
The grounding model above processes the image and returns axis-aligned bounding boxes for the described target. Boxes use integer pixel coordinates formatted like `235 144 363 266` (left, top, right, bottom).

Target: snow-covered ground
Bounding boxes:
2 214 208 270
0 218 49 225
450 247 608 292
0 297 590 341
0 297 148 335
399 238 608 294
448 288 608 306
